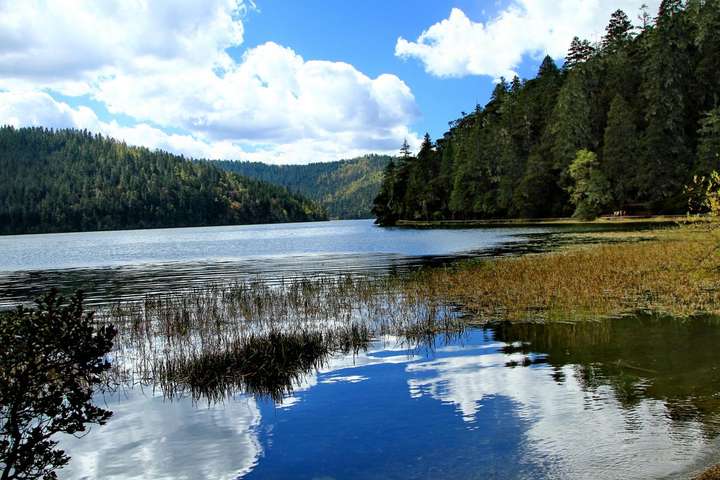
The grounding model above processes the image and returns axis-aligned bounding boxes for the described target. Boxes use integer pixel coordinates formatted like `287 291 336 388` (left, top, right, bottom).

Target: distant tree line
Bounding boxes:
212 155 391 219
374 1 720 224
0 127 327 235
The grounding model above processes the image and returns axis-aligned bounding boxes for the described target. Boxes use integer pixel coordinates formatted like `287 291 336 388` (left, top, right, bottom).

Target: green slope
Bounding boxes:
212 155 392 219
373 4 720 225
0 127 327 235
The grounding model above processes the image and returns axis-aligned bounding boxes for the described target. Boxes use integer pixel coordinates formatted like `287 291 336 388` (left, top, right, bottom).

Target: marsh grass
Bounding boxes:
156 328 371 403
102 223 720 403
404 223 720 321
696 464 720 480
103 275 464 402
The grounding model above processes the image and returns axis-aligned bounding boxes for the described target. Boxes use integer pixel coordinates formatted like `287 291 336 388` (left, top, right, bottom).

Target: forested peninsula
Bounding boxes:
213 155 391 219
373 2 720 225
0 127 327 235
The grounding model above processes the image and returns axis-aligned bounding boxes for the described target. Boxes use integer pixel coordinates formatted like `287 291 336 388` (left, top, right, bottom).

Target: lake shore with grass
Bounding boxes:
6 219 720 479
402 220 720 323
394 214 690 229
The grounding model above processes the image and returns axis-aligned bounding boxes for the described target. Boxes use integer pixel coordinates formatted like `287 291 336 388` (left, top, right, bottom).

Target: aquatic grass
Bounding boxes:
696 465 720 480
155 327 371 403
403 223 720 321
101 274 464 402
100 223 720 404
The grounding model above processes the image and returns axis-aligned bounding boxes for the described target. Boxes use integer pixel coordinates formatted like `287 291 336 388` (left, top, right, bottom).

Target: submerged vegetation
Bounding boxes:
373 2 720 225
98 222 720 405
106 276 464 403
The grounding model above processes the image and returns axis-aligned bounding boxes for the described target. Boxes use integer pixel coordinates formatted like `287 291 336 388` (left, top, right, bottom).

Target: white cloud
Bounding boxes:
0 90 97 129
0 91 419 164
0 91 245 160
0 1 419 164
92 42 419 145
395 1 661 79
0 0 243 93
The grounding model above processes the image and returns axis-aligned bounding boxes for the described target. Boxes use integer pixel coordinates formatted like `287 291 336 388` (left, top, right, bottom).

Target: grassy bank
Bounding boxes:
395 215 688 229
697 465 720 480
403 222 720 321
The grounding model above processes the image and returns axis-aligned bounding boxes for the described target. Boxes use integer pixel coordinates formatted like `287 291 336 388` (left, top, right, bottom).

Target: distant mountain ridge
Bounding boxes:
0 127 327 235
212 155 392 219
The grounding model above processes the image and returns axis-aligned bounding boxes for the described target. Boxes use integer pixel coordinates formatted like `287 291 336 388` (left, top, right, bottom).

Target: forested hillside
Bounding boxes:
213 155 391 219
373 1 720 225
0 127 327 235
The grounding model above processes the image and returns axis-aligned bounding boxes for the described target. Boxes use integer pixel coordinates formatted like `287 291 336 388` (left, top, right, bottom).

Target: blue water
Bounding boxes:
58 322 720 480
0 220 545 272
8 219 717 479
0 219 547 307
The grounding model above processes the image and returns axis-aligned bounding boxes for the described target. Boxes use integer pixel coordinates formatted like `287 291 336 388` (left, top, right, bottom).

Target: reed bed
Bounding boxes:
102 275 464 402
102 223 720 403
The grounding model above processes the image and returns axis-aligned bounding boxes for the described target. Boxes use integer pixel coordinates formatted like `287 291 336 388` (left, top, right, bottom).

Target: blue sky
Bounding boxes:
239 0 511 139
0 0 658 164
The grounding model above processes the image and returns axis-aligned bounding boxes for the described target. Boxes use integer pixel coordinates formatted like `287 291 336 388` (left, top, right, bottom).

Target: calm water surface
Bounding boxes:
59 316 720 480
4 219 715 479
0 219 548 306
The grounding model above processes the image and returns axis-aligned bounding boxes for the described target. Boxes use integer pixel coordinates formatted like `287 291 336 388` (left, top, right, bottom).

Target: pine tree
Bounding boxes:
399 138 412 158
434 137 455 216
371 160 398 225
510 75 522 95
638 3 653 30
697 107 720 175
694 0 720 110
603 95 639 208
640 0 694 207
567 150 613 219
658 0 684 20
549 69 592 179
515 148 557 217
603 10 634 52
565 37 595 69
409 133 437 220
538 55 561 79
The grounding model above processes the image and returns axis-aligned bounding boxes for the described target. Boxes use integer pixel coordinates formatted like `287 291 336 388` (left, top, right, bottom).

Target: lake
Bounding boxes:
2 219 717 479
0 219 549 307
58 317 720 480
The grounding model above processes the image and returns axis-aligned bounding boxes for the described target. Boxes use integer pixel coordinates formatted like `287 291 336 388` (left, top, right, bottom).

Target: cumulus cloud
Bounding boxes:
395 1 661 79
93 42 419 146
0 0 243 93
0 90 98 129
0 91 244 160
0 0 419 163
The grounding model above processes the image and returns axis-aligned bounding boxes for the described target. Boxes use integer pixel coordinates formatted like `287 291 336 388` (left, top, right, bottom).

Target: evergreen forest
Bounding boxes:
213 155 391 219
0 127 327 235
373 1 720 224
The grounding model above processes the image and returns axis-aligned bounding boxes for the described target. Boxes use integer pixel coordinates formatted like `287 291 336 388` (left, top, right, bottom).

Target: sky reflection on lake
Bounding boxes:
59 317 720 480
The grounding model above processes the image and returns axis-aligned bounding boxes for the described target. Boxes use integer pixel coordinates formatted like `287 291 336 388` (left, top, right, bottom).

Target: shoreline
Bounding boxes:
393 215 690 229
402 221 720 322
